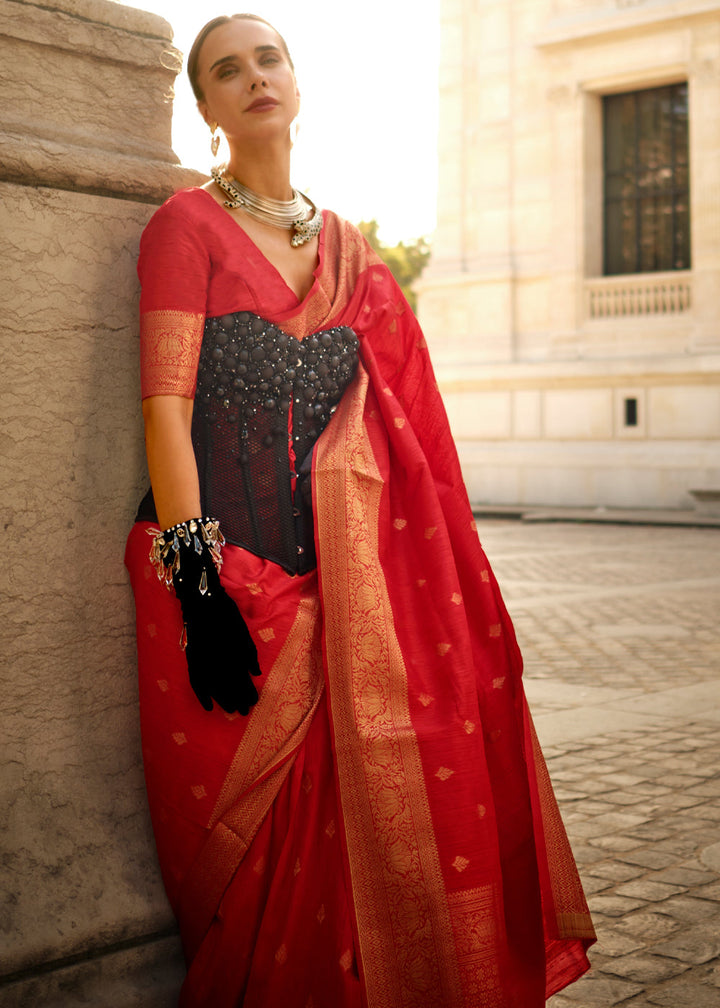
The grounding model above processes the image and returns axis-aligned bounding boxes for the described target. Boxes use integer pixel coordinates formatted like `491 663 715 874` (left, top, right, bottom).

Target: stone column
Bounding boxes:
1 1 204 1003
688 22 720 352
418 0 517 368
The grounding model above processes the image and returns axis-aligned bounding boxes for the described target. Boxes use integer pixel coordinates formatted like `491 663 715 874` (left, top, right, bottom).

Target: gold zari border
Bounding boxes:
528 716 596 940
314 366 464 1007
140 308 205 399
211 595 324 831
178 594 325 956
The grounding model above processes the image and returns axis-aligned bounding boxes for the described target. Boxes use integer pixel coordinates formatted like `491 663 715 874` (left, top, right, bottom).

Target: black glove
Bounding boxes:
150 518 261 714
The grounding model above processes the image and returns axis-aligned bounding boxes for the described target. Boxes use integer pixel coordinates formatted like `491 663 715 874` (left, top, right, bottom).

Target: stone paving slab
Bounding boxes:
475 520 720 1007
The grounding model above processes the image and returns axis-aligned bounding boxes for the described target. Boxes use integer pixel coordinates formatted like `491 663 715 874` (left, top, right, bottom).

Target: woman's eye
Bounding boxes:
218 66 238 79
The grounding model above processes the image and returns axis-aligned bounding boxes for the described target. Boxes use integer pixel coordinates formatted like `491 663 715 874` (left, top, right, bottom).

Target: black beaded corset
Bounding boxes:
192 311 359 574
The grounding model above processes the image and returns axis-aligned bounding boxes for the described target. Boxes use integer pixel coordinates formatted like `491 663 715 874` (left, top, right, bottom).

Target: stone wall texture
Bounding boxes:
1 1 204 1003
418 0 720 510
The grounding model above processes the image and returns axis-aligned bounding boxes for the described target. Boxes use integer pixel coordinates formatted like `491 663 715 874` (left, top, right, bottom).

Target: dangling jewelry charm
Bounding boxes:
210 123 220 158
290 117 300 146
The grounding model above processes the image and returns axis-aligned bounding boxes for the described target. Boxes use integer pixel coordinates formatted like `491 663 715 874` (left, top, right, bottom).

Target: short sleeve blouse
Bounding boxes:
137 188 332 400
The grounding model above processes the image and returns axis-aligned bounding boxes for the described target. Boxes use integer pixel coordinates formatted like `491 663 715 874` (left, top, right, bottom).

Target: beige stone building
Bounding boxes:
418 0 720 509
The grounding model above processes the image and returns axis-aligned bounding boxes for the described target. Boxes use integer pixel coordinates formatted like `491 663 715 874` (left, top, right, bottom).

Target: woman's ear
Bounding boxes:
197 100 211 127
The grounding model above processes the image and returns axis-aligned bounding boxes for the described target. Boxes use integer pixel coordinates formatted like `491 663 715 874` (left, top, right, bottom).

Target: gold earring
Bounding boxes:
210 123 220 158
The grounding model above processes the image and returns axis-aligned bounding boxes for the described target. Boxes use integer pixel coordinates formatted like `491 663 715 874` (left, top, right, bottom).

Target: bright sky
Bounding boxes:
133 0 441 244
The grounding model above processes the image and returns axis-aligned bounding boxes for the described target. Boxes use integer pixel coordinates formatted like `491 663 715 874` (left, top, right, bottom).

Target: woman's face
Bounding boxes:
195 19 299 148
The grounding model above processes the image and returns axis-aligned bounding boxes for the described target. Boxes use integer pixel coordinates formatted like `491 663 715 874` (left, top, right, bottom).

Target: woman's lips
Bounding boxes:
245 98 279 112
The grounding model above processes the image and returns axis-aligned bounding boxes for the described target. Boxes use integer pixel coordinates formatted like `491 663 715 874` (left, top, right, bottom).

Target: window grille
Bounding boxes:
603 83 690 276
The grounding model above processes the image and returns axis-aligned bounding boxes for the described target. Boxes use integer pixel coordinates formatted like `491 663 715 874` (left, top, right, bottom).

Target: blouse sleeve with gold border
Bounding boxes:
138 196 210 400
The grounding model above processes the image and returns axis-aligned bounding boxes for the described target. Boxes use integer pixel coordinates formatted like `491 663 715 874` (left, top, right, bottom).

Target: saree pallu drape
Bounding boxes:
127 201 594 1008
312 263 595 1004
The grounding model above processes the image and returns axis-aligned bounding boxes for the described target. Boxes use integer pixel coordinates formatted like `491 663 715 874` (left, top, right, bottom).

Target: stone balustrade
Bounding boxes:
586 272 692 319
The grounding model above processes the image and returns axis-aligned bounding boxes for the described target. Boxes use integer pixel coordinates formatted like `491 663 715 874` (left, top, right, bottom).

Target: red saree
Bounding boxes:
126 190 595 1007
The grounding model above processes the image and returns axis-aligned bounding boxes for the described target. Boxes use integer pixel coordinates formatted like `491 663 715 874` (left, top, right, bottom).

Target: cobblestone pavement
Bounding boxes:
476 520 720 1008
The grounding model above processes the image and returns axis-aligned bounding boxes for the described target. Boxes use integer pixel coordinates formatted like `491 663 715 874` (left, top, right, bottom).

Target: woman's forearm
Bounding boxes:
142 395 202 529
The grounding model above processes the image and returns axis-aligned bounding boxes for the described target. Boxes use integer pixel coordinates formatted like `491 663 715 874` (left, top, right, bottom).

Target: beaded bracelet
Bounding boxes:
148 517 225 590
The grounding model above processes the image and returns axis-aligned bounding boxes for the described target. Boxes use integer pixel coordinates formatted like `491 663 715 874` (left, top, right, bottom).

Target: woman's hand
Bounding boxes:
151 518 262 715
143 399 262 714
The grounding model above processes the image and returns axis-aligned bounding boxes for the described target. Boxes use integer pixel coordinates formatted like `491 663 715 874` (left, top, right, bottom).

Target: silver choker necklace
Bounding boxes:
211 166 323 247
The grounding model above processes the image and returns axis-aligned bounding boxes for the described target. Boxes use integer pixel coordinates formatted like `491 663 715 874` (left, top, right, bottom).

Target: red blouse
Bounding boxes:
138 188 365 400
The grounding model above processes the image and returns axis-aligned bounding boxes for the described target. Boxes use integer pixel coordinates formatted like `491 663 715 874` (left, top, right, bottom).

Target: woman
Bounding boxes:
126 14 595 1007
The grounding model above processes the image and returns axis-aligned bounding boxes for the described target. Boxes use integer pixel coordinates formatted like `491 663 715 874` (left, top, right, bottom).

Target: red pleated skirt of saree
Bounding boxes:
126 526 367 1007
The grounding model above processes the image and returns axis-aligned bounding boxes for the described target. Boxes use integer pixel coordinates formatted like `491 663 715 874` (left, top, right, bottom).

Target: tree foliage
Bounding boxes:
356 220 431 311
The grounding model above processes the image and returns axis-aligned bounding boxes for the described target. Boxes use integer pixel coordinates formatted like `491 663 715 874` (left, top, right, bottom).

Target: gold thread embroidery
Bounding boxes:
314 366 464 1007
140 309 205 399
210 596 324 829
448 887 504 1006
279 215 383 339
527 715 596 939
178 597 325 957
